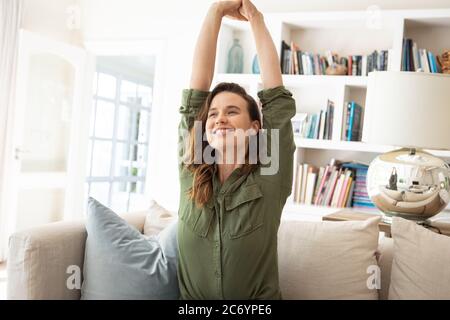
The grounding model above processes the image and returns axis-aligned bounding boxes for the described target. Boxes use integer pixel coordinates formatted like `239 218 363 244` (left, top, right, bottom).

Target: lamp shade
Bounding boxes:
362 71 450 150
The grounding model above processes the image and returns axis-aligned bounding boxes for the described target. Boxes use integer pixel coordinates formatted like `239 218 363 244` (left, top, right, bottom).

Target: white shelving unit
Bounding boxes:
213 9 450 217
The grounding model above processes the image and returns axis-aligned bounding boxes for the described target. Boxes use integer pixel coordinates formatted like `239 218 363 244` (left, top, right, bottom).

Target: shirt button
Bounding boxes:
215 271 221 278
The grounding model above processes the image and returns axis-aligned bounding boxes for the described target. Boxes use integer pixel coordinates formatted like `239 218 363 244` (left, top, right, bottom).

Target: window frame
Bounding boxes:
87 68 152 212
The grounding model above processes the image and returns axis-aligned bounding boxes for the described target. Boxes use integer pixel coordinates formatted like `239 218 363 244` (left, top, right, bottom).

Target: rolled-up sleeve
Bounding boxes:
257 86 297 195
178 89 210 170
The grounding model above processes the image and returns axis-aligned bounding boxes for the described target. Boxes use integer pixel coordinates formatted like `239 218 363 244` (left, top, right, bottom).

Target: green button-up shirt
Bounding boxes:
177 86 296 300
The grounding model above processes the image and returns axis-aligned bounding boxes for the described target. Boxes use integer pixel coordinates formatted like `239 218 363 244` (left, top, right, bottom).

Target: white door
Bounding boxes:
2 30 90 233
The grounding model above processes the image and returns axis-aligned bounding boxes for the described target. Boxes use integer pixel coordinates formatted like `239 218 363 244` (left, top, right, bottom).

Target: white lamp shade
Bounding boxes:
362 71 450 150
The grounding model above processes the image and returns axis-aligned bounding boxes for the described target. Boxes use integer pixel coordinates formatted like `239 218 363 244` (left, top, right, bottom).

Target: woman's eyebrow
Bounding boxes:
209 105 241 112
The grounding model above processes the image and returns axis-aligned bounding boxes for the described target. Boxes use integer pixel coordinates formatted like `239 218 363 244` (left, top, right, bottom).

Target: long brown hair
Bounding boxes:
185 82 262 207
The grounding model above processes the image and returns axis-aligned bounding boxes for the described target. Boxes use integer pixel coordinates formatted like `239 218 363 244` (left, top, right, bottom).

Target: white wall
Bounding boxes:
80 0 450 212
22 0 83 46
256 0 450 12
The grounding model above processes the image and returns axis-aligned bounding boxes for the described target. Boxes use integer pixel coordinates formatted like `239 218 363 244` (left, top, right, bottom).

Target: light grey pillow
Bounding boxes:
81 197 180 300
388 217 450 299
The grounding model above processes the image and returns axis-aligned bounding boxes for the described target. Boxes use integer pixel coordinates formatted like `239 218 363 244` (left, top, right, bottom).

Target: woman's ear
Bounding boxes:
249 120 260 135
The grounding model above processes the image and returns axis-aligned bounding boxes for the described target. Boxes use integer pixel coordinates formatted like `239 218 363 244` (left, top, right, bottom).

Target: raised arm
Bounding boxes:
240 0 282 89
190 1 246 91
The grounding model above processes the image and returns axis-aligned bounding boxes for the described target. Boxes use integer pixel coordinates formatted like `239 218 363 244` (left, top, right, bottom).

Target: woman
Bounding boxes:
177 0 296 299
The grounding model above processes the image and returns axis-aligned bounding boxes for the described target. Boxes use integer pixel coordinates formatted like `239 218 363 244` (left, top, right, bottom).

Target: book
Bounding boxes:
304 169 318 205
412 41 421 71
313 166 325 202
295 163 303 202
428 51 435 73
421 49 431 73
280 40 290 73
348 102 355 141
347 102 363 141
314 164 331 205
323 168 340 206
345 180 355 207
300 164 309 203
361 55 367 76
297 50 303 75
337 169 352 207
292 160 300 202
341 176 354 207
290 41 299 75
331 172 345 207
326 100 334 140
308 114 317 138
348 55 353 75
319 110 326 140
343 101 350 140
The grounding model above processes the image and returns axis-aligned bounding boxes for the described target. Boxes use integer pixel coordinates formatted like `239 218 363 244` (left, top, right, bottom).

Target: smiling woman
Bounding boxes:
177 0 296 300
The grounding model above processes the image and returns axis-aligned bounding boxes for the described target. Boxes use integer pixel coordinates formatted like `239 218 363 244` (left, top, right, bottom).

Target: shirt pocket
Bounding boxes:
224 183 264 239
179 202 214 238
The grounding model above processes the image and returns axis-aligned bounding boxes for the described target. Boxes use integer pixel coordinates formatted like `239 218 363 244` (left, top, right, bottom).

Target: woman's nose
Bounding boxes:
215 113 227 124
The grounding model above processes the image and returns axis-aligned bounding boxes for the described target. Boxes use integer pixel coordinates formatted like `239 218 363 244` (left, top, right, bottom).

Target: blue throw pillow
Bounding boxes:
81 197 180 300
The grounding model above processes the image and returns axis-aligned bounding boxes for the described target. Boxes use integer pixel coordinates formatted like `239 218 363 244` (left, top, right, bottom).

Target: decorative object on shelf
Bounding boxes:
226 38 243 73
291 113 307 136
252 54 260 74
439 50 450 74
363 71 450 224
325 63 347 76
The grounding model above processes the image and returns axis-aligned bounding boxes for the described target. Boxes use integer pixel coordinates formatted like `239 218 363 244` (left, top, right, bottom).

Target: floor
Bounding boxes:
0 262 6 300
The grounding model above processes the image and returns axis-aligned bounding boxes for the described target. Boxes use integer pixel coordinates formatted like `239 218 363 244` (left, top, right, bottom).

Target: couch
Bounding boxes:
6 210 397 300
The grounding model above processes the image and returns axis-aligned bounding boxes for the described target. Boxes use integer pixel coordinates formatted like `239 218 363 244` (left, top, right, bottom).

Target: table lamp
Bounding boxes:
363 71 450 223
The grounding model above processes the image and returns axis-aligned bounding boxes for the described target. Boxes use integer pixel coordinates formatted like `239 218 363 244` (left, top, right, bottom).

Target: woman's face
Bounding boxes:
205 91 259 153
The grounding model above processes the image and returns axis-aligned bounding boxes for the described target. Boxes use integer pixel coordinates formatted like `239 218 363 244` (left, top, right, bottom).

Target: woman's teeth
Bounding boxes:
214 128 234 135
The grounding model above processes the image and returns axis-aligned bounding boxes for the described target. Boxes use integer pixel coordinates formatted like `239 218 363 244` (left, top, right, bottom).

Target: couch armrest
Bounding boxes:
7 211 147 300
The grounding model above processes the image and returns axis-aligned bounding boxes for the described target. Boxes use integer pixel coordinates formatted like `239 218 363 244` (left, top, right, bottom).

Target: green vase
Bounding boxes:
227 38 243 73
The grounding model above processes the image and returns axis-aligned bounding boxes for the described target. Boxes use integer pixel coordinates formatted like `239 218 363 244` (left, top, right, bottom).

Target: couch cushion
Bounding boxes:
81 197 179 300
376 236 394 300
389 217 450 299
277 217 380 299
143 200 177 237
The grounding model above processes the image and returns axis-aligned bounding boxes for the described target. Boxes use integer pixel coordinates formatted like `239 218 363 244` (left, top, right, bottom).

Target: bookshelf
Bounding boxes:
213 8 450 215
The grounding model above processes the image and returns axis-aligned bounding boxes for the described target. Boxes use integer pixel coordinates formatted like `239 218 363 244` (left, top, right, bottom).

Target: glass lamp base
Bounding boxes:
367 148 450 224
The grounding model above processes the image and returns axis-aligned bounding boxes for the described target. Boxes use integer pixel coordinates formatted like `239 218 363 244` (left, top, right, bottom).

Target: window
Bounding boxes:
86 70 153 213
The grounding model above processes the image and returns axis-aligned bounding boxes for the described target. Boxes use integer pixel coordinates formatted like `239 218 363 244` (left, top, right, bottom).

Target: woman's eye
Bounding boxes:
228 111 238 115
208 113 216 118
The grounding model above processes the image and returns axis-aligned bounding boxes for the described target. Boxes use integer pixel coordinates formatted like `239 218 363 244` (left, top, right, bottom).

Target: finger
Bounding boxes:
237 12 247 21
225 13 247 21
238 6 246 18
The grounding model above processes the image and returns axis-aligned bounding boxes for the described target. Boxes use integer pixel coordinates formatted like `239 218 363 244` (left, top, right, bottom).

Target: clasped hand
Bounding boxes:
217 0 260 22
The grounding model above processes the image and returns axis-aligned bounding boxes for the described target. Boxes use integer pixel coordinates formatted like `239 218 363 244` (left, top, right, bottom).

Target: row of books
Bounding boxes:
401 38 442 73
342 101 364 141
292 159 376 210
280 40 389 76
343 162 376 211
291 100 335 140
344 50 390 76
